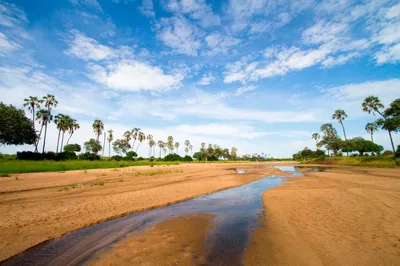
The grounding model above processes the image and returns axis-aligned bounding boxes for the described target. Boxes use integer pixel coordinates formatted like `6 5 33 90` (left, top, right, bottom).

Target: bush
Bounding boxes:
55 152 77 161
182 155 193 161
0 153 16 160
396 145 400 158
137 157 144 161
164 154 182 161
382 150 394 156
125 151 138 161
150 156 154 162
111 155 123 161
78 152 100 161
63 144 81 153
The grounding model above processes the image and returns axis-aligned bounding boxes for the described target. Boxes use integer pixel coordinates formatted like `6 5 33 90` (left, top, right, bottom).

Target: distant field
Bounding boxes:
305 156 399 168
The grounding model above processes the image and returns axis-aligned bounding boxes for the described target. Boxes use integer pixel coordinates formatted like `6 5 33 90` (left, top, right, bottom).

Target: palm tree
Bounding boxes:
189 144 193 156
311 133 320 149
92 120 104 142
102 131 107 156
131 128 140 151
135 131 146 153
320 123 337 156
174 142 180 155
365 122 378 143
167 136 174 154
184 140 190 155
123 130 132 144
66 119 79 145
362 96 395 153
54 114 70 153
332 109 348 140
184 147 189 155
41 94 58 153
23 96 42 152
163 147 168 156
36 109 53 152
107 129 114 157
147 134 153 157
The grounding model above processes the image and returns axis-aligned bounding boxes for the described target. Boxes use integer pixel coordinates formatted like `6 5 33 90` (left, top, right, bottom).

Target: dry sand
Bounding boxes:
0 162 285 261
244 166 400 266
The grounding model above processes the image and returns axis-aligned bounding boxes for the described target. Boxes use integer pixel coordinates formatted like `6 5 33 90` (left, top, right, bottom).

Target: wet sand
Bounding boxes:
87 214 215 266
0 162 286 261
244 166 400 265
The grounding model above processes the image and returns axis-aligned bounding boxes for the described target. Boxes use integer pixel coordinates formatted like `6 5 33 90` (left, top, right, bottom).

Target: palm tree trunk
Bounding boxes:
388 130 396 154
159 147 161 158
340 122 347 140
67 133 73 145
136 143 141 153
61 131 65 152
108 142 111 157
132 140 136 151
42 122 48 153
36 124 44 153
56 130 61 153
32 108 38 152
102 133 106 156
371 132 374 143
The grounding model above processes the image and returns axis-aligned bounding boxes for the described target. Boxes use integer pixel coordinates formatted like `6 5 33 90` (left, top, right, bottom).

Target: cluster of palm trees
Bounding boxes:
312 95 398 155
24 95 80 154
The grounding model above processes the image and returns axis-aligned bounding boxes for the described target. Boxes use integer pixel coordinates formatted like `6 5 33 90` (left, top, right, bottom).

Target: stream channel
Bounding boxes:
4 166 304 265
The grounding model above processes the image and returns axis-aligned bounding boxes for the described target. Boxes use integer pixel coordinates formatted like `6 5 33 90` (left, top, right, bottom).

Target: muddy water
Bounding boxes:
4 166 301 266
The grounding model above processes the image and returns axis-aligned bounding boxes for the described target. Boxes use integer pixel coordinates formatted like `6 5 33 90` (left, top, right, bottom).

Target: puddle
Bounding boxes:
4 166 300 266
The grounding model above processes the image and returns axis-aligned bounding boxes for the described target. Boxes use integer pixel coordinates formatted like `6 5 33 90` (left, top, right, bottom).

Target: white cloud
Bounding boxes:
0 2 28 28
87 60 183 92
69 0 102 11
374 42 400 64
234 85 256 96
164 0 220 27
197 72 216 85
0 32 19 55
65 31 116 61
157 16 202 56
139 0 155 18
204 32 240 55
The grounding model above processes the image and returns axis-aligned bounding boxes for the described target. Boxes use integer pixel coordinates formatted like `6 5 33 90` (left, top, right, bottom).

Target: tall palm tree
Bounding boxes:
147 134 153 157
102 131 107 156
54 114 70 153
365 122 378 143
167 136 174 154
311 133 320 149
189 144 193 156
158 141 164 158
362 96 395 153
174 142 180 155
23 96 42 152
36 109 53 152
130 128 140 151
163 147 168 156
135 131 146 153
41 94 58 153
332 109 348 140
184 147 189 155
184 140 190 155
54 114 65 153
66 119 79 145
123 130 132 144
107 129 114 157
92 120 104 141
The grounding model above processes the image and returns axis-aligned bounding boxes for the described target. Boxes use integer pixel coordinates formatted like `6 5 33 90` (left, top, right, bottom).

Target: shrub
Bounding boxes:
78 152 100 161
0 153 16 160
182 155 193 161
164 154 182 161
382 150 394 156
63 144 81 153
55 151 77 161
137 157 144 161
111 155 123 161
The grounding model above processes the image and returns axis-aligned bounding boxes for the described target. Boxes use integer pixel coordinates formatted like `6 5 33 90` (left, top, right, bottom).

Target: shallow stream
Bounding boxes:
4 166 302 265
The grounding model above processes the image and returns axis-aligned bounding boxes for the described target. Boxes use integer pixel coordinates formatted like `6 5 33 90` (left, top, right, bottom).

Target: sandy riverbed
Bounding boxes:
244 166 400 265
0 162 286 261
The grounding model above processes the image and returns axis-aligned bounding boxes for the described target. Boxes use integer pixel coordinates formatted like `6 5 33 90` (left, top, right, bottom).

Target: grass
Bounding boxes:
134 168 184 176
0 159 180 175
92 181 104 186
305 156 399 168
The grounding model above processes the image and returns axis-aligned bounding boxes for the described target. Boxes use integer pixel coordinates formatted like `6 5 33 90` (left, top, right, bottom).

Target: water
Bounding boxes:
4 166 300 265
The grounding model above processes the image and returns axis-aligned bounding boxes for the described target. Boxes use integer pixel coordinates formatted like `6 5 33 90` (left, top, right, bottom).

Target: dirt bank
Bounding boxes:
0 163 285 261
244 166 400 266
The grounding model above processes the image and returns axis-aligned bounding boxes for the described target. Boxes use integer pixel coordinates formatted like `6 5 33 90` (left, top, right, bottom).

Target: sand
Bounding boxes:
0 162 286 261
244 166 400 266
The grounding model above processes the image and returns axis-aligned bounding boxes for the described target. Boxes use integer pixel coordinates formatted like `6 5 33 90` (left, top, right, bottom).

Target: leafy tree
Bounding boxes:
231 147 238 159
365 122 378 143
193 152 203 160
125 151 138 160
107 129 114 157
23 96 42 151
84 138 102 154
0 102 37 145
63 143 81 153
112 139 131 155
332 109 348 140
342 137 383 156
41 94 58 153
362 96 395 154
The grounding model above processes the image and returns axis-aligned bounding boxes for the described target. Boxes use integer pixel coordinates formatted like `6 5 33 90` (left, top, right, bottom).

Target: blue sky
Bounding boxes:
1 0 399 157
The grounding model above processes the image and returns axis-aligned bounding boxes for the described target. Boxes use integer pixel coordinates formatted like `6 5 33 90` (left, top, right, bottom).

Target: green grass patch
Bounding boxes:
134 168 184 176
305 156 398 168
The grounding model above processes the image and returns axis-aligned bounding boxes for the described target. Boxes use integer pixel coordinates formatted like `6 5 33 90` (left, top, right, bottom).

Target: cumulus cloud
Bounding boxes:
204 32 240 55
197 72 216 85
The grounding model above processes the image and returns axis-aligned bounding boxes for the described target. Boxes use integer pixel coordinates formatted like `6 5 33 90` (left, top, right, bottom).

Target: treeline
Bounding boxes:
294 96 399 160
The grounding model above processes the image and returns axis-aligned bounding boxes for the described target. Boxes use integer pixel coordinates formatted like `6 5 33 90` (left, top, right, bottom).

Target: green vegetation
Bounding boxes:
305 156 398 168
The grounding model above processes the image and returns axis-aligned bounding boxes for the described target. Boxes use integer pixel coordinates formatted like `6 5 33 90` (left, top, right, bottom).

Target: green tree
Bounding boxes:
113 139 131 155
0 102 37 145
63 143 81 153
167 136 174 154
23 96 42 151
36 109 53 153
311 133 320 149
319 123 340 156
362 96 395 153
41 94 58 153
365 122 378 143
332 109 348 140
231 147 238 159
84 138 102 154
107 129 114 157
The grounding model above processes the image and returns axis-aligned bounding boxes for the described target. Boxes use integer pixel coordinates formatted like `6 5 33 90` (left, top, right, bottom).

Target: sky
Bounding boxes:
0 0 400 158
